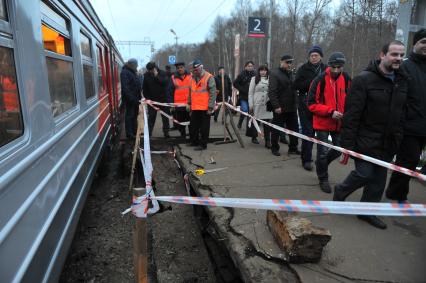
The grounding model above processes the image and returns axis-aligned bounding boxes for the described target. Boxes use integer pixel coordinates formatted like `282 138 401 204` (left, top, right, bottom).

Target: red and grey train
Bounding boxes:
0 0 124 282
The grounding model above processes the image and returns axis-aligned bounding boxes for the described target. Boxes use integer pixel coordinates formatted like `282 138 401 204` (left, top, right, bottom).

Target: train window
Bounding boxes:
80 32 91 58
0 46 23 147
46 58 76 116
40 2 67 32
0 0 7 21
96 45 105 95
42 24 71 56
83 65 94 99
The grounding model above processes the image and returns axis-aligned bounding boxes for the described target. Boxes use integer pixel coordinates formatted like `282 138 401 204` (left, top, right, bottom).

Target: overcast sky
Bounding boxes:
90 0 237 66
90 0 341 67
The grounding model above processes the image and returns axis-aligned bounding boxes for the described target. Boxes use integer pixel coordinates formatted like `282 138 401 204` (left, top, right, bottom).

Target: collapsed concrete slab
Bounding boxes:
267 211 331 263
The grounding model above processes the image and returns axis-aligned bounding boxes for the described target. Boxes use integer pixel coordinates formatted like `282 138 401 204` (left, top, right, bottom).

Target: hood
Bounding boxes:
365 59 407 80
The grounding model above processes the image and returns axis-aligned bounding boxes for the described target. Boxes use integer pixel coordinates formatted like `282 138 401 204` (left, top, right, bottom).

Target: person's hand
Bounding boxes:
249 107 254 115
153 68 158 77
274 107 282 114
207 109 213 115
185 105 191 112
332 111 343 120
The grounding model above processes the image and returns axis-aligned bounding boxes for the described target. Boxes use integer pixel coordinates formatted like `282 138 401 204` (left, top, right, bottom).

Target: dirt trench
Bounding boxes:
60 137 241 283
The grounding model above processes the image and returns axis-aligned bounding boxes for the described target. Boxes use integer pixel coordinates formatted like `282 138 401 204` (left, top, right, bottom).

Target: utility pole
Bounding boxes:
267 0 273 67
170 29 178 60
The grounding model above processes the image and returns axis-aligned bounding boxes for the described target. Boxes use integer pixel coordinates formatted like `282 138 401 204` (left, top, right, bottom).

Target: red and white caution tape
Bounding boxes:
142 99 187 108
143 100 190 126
150 196 426 217
225 102 426 182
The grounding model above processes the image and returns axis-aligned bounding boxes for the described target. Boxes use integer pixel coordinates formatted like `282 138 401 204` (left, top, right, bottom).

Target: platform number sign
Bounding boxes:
248 17 267 38
168 55 176 64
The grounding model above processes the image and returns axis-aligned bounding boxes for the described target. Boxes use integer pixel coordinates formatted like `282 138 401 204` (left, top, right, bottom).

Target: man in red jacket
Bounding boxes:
308 52 351 193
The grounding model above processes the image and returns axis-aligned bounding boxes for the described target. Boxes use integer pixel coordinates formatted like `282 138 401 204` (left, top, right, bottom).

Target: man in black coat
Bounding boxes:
143 62 170 138
120 58 141 139
214 66 232 122
268 55 300 156
295 45 326 171
386 29 426 202
233 61 255 129
333 41 408 229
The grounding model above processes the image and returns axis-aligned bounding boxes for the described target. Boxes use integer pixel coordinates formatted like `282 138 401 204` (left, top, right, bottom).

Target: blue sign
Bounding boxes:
168 55 176 64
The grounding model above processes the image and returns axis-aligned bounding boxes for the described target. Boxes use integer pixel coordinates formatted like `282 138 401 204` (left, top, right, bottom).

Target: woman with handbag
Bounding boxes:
248 65 273 147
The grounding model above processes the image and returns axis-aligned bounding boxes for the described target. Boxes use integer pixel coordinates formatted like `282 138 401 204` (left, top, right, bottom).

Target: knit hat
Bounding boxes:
308 45 323 57
174 62 185 67
128 58 138 66
280 54 294 61
328 52 346 66
192 59 202 68
413 28 426 46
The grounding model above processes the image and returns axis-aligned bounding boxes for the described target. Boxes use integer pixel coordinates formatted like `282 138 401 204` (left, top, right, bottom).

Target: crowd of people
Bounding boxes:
121 29 426 229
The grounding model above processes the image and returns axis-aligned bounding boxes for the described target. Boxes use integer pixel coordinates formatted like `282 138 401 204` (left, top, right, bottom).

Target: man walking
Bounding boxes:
295 45 326 171
187 60 216 150
170 62 192 139
143 62 170 138
120 58 141 139
268 55 300 156
308 52 351 193
333 41 408 229
386 29 426 202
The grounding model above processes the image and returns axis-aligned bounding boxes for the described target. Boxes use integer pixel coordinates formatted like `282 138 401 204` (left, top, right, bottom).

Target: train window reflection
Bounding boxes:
46 57 76 116
0 0 7 21
42 24 71 56
0 46 23 147
80 32 91 58
83 65 95 99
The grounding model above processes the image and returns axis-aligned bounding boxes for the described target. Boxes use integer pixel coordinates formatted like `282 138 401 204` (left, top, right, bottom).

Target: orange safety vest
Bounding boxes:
172 73 192 104
190 71 212 111
1 76 19 112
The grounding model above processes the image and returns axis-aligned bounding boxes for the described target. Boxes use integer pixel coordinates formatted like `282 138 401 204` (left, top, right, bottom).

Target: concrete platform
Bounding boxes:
151 112 426 282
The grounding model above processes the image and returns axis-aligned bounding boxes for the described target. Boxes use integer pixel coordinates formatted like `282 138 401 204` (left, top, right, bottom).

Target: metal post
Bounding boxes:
267 0 273 67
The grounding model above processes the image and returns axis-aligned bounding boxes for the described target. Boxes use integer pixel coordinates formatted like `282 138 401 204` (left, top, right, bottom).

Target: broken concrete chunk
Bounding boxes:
266 210 331 263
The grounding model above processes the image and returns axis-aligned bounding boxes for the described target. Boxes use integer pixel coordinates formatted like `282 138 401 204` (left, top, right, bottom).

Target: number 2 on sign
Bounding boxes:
254 19 261 31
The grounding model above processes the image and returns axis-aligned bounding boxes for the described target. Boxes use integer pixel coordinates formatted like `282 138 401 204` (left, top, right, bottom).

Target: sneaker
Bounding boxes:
302 162 313 171
357 215 387 229
319 181 332 193
251 137 259 144
288 149 301 155
271 150 281 156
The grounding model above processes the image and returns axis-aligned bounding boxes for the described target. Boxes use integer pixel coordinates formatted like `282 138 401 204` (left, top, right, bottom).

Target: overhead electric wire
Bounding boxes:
106 0 121 42
148 0 172 39
158 0 193 43
180 0 227 39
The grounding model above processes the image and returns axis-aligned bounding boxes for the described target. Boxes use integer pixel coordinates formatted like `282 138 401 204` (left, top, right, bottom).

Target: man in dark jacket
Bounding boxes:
233 61 255 129
143 62 170 137
214 66 232 122
333 41 408 229
295 45 327 171
268 55 300 156
120 58 141 139
386 29 426 202
308 52 351 193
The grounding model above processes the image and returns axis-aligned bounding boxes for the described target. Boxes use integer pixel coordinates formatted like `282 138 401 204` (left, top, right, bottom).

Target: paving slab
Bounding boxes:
152 112 426 283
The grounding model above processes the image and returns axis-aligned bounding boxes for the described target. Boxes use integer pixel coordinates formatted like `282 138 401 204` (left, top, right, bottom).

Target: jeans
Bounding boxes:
386 135 426 201
315 131 341 182
271 111 299 152
336 156 392 202
238 99 249 126
298 95 315 164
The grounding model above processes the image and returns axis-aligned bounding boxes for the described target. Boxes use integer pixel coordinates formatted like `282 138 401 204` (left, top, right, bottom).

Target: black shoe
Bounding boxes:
188 142 198 147
194 146 207 151
214 118 218 123
357 215 387 230
271 150 281 156
333 185 348 201
288 149 301 155
319 180 332 194
251 137 259 144
265 141 271 149
164 132 170 138
303 162 313 171
237 123 242 129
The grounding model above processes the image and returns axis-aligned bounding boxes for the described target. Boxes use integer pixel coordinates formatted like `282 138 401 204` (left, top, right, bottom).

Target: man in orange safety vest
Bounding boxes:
187 59 216 150
170 62 191 139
